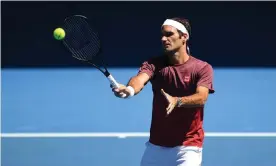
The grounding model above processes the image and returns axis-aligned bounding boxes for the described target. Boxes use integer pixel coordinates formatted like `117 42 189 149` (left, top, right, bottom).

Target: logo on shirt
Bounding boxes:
184 76 190 82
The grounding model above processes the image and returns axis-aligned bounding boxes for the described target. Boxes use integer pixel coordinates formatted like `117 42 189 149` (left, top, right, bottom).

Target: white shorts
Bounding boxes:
140 142 202 166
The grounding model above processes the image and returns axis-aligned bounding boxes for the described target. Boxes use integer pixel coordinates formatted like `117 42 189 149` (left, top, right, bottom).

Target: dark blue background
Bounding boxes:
2 1 276 68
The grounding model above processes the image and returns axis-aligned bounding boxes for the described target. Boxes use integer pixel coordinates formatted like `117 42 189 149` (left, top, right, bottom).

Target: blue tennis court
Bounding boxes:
2 68 276 166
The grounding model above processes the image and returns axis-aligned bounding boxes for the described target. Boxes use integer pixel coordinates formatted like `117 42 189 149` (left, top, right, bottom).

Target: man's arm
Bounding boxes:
127 73 151 95
112 59 155 98
112 72 151 98
161 63 214 114
177 63 214 107
161 86 209 114
177 86 209 108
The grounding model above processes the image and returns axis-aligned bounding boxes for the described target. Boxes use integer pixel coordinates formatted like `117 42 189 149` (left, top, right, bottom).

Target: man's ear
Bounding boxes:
183 33 189 41
182 34 188 45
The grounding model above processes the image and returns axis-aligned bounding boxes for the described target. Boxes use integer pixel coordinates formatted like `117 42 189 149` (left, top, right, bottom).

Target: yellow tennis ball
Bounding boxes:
53 28 65 40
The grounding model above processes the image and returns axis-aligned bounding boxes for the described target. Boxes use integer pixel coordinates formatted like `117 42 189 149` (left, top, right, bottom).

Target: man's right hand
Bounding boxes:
111 84 133 98
110 73 150 98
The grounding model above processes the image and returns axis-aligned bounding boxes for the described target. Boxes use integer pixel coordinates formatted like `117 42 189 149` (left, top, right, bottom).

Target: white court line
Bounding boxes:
1 132 276 138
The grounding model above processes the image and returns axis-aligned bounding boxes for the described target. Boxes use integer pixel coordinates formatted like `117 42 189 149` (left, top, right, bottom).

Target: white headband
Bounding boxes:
162 19 189 39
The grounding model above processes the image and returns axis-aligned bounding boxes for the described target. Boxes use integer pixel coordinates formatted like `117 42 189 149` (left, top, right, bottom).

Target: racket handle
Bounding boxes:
107 74 127 98
107 74 120 88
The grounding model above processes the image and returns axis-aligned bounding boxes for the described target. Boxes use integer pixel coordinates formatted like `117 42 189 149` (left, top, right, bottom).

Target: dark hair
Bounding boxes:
170 17 191 40
170 17 191 54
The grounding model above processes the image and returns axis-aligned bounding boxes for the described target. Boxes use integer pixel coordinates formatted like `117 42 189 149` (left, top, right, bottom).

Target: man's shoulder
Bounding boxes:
190 56 213 69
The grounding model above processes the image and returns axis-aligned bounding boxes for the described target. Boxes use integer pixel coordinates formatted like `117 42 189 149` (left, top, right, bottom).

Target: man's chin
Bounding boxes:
163 48 174 53
163 47 171 51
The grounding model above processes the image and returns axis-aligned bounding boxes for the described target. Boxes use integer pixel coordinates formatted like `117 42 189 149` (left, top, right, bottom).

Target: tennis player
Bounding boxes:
112 17 215 166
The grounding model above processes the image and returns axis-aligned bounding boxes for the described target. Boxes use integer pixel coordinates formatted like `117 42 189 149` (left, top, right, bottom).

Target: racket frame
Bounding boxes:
61 15 122 89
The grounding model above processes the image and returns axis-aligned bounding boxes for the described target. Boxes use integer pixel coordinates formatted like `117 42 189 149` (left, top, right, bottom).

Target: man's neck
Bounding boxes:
167 47 190 65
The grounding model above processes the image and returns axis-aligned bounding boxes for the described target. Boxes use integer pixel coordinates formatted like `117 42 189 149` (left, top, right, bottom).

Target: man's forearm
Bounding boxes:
127 76 145 95
177 93 207 108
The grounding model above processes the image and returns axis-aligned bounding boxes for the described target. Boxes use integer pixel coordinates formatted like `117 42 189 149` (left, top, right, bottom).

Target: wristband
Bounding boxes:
126 86 135 97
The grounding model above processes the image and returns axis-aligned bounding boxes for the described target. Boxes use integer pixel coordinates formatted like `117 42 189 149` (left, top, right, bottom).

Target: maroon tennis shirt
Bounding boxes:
138 55 215 148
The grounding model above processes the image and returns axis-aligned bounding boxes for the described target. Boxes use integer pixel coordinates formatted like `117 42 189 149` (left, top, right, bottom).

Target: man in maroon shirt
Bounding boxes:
112 17 215 166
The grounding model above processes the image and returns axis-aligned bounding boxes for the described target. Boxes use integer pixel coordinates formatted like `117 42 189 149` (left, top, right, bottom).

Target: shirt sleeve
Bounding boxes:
137 60 155 79
197 63 215 94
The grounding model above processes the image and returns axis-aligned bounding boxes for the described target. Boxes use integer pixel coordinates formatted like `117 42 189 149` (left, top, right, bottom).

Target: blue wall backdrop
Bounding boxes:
1 1 276 166
2 1 276 68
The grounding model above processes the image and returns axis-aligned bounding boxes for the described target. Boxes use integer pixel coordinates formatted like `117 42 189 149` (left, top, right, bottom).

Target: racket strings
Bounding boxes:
62 16 101 61
63 19 87 60
64 18 91 60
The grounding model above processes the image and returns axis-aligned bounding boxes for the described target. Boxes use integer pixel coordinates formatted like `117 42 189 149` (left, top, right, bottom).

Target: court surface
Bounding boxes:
2 68 276 166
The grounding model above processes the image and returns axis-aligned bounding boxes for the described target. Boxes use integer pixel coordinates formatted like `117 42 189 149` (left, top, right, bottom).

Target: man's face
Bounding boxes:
161 25 186 53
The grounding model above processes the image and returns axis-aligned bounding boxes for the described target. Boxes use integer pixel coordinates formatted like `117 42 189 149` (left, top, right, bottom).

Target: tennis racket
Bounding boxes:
61 15 125 96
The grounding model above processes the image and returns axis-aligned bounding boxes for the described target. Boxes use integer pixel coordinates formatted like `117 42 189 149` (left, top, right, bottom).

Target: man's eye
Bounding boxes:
163 32 173 37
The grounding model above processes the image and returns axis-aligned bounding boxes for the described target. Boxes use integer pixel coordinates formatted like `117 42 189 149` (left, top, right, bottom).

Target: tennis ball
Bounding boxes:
53 28 65 40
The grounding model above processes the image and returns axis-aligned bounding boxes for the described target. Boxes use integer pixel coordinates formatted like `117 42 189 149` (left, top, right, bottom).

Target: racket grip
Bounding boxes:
107 74 127 98
107 74 120 88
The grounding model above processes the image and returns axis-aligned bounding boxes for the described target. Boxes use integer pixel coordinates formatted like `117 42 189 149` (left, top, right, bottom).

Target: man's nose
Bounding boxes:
161 36 167 42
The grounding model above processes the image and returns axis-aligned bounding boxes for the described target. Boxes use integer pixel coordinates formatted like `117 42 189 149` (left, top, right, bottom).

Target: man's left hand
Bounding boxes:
161 89 178 115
